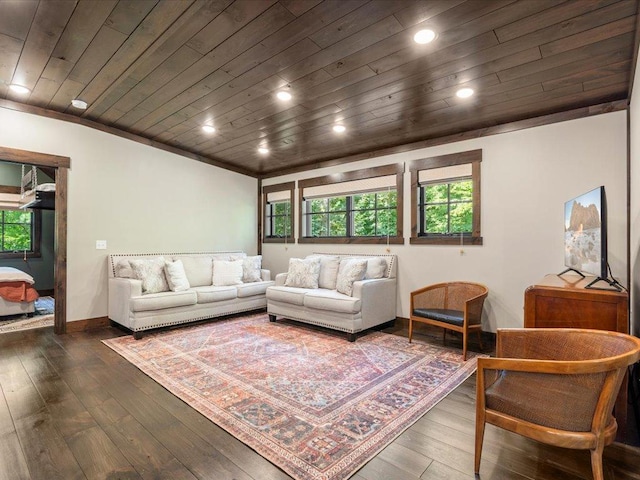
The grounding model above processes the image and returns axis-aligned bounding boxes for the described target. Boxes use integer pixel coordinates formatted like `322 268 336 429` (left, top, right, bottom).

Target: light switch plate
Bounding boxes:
96 240 107 250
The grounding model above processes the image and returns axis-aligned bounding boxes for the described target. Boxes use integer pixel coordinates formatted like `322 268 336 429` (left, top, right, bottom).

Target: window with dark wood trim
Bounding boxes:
410 149 482 245
262 182 294 244
298 164 404 245
0 209 42 258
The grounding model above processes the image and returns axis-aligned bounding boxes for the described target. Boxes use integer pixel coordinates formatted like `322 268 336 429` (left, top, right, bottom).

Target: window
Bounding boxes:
0 209 41 258
299 164 403 244
410 149 482 245
262 182 294 243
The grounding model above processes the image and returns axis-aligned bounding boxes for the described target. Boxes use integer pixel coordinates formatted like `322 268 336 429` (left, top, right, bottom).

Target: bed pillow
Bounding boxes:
0 267 35 284
284 257 321 289
243 255 262 283
336 258 367 296
212 259 244 286
164 259 191 292
130 257 170 294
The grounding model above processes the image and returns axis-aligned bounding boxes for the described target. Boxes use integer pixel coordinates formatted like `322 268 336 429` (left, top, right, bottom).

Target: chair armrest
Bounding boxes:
275 273 288 286
352 278 397 329
108 278 142 327
260 269 271 282
465 293 487 325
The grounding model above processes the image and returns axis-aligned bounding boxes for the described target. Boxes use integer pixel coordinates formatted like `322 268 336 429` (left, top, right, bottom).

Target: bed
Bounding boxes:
0 267 38 316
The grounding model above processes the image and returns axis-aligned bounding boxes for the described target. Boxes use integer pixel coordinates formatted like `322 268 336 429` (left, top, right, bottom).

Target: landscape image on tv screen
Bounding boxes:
564 187 602 277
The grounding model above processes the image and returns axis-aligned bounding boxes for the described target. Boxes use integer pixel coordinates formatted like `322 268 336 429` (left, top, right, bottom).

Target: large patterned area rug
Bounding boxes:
103 314 481 480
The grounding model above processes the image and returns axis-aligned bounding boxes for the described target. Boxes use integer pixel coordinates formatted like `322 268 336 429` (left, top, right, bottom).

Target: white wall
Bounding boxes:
0 107 258 322
263 112 628 331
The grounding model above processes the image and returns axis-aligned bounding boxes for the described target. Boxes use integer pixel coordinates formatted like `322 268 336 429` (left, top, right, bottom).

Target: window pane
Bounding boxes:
354 209 376 236
273 202 290 215
450 202 473 233
4 223 31 250
329 213 346 236
353 193 375 209
273 216 290 236
425 184 447 203
5 210 30 223
376 190 397 208
329 196 346 211
310 214 327 236
450 180 472 201
310 199 326 213
377 209 397 236
425 205 448 233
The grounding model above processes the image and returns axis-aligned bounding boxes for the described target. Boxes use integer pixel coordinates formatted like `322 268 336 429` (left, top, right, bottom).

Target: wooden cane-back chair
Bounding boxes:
475 328 640 480
409 281 488 360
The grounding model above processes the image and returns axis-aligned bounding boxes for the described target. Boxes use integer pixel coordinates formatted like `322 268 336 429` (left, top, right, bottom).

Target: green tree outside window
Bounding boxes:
1 210 33 252
421 180 472 235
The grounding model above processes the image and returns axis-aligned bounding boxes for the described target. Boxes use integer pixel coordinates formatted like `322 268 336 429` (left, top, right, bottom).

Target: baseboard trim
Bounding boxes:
66 316 110 333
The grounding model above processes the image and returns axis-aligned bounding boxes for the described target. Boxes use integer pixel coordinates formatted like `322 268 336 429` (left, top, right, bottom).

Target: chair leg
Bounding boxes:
590 446 605 480
408 318 413 343
462 332 468 361
474 416 486 474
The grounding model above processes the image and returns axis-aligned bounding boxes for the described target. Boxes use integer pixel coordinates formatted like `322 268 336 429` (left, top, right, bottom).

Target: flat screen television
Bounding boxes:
562 186 610 287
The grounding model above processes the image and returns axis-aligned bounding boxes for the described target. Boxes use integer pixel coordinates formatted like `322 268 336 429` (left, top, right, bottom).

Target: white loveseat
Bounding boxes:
266 253 397 341
108 252 273 338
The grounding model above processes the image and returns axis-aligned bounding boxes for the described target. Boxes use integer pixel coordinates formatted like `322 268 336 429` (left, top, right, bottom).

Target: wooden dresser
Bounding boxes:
524 274 629 439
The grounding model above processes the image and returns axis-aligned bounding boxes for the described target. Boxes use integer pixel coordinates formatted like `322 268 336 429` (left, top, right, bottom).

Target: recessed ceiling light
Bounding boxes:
413 29 436 44
9 84 30 94
258 147 270 155
276 90 292 101
333 124 346 133
71 99 88 109
456 87 474 99
202 124 216 133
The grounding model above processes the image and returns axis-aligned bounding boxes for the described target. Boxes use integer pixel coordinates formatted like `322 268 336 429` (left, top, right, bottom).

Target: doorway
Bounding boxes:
0 146 68 334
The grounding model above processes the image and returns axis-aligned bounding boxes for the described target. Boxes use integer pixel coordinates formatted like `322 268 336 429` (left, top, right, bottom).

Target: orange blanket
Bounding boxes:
0 281 39 303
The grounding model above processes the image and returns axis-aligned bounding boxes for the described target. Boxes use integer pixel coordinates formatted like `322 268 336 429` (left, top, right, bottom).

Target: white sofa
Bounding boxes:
108 252 273 338
266 253 397 341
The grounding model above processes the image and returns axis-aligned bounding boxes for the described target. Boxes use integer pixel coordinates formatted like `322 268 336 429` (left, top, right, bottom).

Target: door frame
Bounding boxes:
0 146 69 334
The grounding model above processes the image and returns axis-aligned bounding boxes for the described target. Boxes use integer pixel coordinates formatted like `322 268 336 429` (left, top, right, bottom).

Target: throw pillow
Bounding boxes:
179 256 213 287
243 255 262 283
365 257 387 279
212 259 244 286
284 257 321 289
115 260 133 278
130 257 170 294
336 258 367 296
306 255 340 290
164 259 191 292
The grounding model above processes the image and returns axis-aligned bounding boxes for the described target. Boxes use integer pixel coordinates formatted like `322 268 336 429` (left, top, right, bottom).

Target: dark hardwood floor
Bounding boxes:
0 319 638 480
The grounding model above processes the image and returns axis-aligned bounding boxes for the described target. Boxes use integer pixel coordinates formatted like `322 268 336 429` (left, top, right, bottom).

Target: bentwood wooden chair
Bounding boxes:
475 328 640 480
409 281 488 360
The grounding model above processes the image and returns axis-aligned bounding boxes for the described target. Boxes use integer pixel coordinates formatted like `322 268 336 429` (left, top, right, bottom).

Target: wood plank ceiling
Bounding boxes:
0 0 637 177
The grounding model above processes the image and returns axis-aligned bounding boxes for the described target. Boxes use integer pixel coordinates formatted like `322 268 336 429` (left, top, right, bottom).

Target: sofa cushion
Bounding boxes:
131 290 197 312
306 255 340 289
266 286 308 306
304 289 361 314
192 286 237 303
236 280 273 298
130 257 170 294
242 255 262 283
284 257 321 288
336 258 367 296
213 259 244 286
164 259 191 292
179 256 213 287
